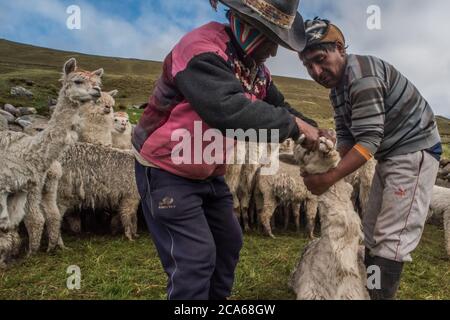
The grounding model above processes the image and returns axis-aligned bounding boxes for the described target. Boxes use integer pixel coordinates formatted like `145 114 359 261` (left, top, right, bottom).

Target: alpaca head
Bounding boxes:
113 111 130 133
280 138 294 154
60 58 103 104
294 133 341 175
96 90 118 115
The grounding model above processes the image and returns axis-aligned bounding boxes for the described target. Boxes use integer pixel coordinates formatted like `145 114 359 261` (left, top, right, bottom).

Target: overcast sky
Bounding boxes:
0 0 449 116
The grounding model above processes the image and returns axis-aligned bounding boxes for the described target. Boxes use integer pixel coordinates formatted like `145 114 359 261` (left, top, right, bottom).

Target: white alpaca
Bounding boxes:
428 185 450 257
20 101 115 252
0 229 21 269
238 142 263 231
0 58 103 254
279 138 294 154
36 90 118 251
37 142 140 250
224 141 262 231
290 136 370 300
224 162 243 221
112 111 132 150
346 159 376 217
253 160 318 239
78 90 118 146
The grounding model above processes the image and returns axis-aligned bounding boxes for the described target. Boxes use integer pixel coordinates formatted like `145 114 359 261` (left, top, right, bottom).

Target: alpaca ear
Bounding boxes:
108 90 118 97
64 58 77 76
92 68 104 78
327 129 337 139
296 134 306 145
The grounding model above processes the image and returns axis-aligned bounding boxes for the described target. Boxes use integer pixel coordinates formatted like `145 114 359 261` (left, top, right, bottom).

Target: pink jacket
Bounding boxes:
132 22 276 180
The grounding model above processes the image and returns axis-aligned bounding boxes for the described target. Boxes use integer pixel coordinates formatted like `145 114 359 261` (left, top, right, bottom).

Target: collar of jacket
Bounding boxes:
225 25 259 72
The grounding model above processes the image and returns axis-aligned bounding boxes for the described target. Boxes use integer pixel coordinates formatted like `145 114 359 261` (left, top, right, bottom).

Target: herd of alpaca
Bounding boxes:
0 58 448 300
0 58 136 265
226 139 377 240
0 58 103 255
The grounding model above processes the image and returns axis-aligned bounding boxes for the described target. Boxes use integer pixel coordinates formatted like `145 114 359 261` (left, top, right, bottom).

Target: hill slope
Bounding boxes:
0 38 448 157
0 38 332 122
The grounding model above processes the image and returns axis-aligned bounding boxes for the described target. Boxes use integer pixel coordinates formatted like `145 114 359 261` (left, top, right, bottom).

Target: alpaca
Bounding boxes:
0 229 21 269
346 159 376 217
38 142 140 250
279 138 294 154
253 160 318 239
0 58 103 254
111 111 132 150
237 161 260 231
224 141 262 231
78 90 118 146
357 159 376 216
224 162 243 221
38 90 117 251
428 185 450 257
289 136 370 300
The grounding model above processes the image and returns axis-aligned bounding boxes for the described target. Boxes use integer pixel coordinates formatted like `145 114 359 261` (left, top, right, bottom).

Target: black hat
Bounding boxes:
211 0 306 52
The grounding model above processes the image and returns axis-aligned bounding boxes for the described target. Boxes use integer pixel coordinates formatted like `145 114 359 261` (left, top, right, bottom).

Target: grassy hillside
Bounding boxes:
0 39 159 112
0 38 332 119
0 38 448 158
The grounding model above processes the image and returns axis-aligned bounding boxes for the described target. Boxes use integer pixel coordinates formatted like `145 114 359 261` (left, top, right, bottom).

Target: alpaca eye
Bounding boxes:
74 80 83 85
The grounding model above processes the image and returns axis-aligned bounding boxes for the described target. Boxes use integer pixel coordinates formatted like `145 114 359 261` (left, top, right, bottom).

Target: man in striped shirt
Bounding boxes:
298 18 441 300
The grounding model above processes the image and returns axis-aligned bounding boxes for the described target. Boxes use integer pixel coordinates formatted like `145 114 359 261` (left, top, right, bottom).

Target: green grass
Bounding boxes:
1 225 448 300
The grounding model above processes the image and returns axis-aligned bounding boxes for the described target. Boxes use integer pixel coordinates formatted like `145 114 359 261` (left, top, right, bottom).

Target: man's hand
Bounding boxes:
303 171 336 196
295 118 319 150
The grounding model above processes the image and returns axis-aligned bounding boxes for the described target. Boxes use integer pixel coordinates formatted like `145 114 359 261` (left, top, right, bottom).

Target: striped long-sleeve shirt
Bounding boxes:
331 54 441 160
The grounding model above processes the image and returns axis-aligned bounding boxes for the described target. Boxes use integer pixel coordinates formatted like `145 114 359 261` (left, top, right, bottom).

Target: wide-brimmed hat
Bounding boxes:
211 0 306 52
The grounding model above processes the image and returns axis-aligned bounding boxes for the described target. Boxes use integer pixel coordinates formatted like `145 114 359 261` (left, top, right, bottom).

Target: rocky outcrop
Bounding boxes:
10 86 33 98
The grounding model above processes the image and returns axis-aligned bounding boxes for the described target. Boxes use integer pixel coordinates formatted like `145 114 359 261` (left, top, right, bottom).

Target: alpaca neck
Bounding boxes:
24 94 80 172
319 180 363 276
319 180 362 243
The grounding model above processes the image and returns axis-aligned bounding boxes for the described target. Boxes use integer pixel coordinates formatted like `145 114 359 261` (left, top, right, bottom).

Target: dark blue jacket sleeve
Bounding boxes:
175 52 305 142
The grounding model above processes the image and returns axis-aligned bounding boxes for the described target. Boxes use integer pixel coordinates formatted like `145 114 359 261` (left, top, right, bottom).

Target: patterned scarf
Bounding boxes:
229 11 267 55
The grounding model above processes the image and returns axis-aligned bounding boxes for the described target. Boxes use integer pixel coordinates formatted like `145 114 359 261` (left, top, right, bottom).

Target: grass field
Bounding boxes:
0 39 449 300
0 225 448 300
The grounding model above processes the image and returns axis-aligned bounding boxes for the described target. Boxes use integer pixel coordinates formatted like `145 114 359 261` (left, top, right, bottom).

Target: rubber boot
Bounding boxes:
365 249 404 300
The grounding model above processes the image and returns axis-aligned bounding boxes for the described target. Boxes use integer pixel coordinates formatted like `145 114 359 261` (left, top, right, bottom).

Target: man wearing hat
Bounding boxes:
132 0 321 300
298 18 441 299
